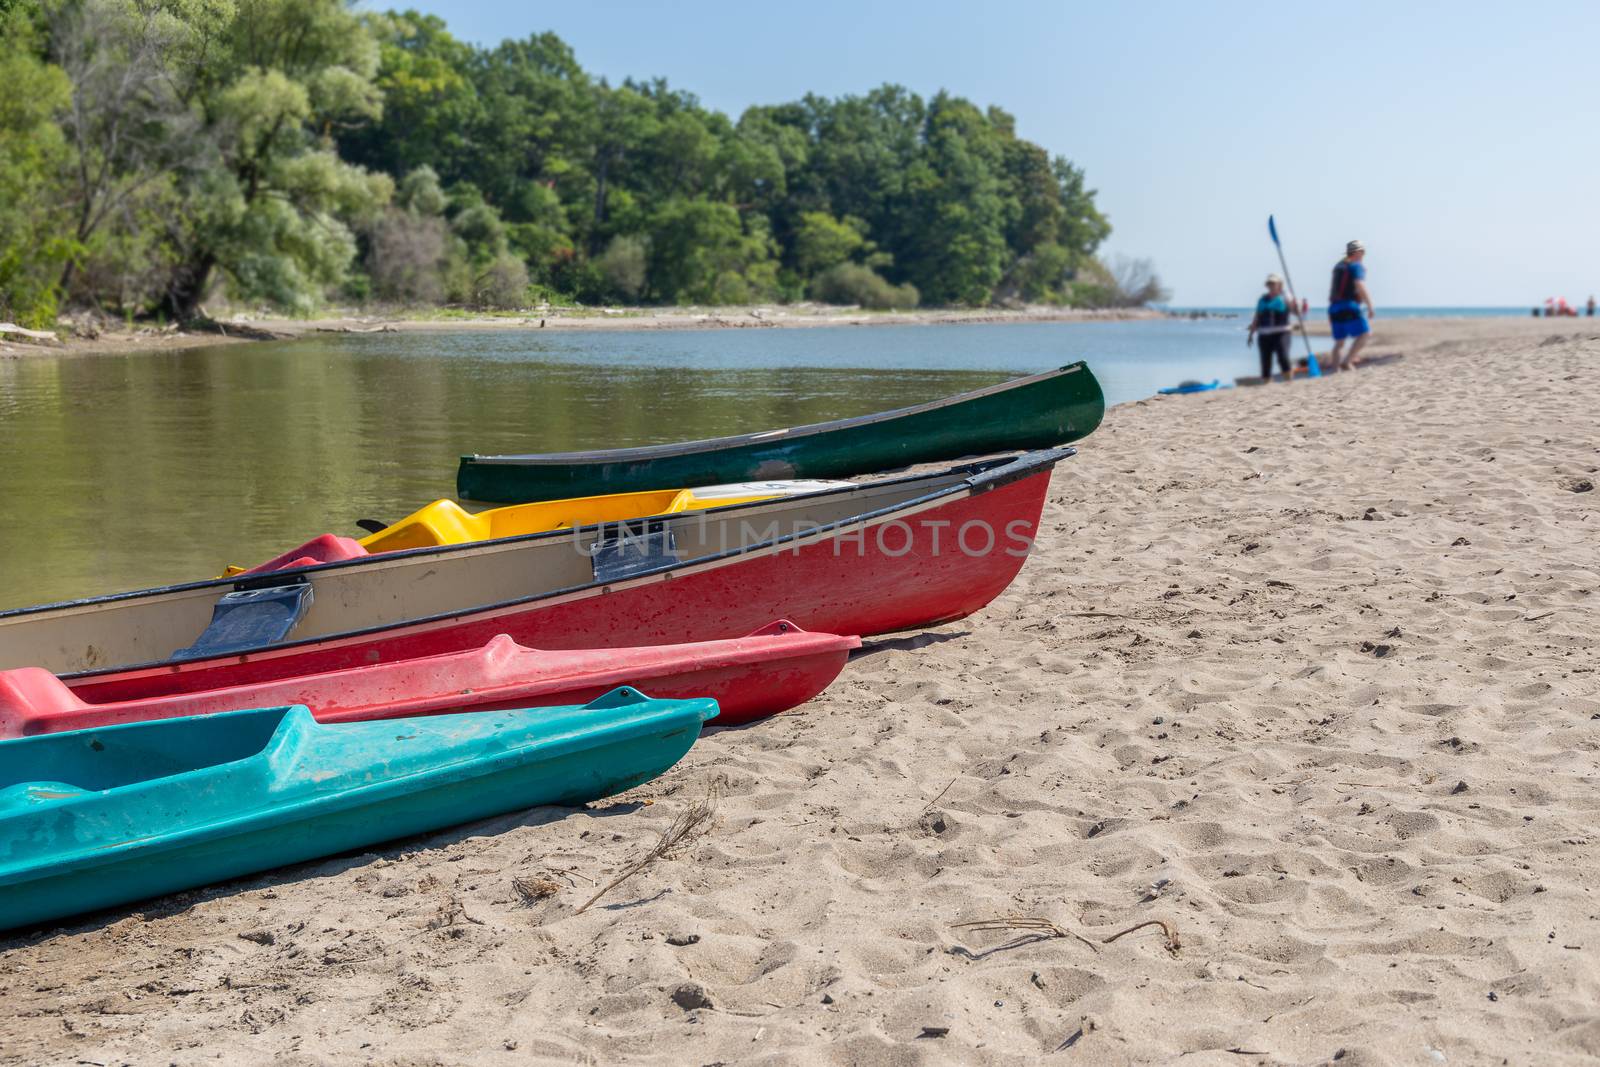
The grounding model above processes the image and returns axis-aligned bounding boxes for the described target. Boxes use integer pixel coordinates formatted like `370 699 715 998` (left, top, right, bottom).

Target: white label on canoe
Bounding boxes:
751 429 791 439
691 480 853 499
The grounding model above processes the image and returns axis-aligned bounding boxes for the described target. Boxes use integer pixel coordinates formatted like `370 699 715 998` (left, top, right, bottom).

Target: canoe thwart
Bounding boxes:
171 581 313 661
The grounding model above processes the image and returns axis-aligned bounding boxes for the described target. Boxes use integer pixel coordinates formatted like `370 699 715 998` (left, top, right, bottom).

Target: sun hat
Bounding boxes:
1265 272 1284 285
1347 239 1365 254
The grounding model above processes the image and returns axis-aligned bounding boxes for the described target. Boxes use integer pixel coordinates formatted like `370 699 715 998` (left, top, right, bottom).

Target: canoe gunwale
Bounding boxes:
0 695 717 885
462 363 1090 467
49 448 1074 684
1 453 1026 621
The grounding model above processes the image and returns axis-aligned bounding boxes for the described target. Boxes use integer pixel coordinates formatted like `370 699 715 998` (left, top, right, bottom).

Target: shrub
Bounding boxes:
472 253 530 309
365 209 449 304
1069 255 1170 308
808 263 919 310
594 234 647 301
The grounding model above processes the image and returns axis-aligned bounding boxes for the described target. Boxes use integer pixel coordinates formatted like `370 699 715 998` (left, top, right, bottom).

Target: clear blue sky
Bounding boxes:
399 0 1596 307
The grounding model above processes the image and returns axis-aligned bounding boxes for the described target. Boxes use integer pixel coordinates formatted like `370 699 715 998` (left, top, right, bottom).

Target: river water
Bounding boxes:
0 314 1312 607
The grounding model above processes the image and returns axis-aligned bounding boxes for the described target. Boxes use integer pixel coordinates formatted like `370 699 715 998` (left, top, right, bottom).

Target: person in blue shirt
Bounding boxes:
1247 273 1294 381
1328 240 1374 370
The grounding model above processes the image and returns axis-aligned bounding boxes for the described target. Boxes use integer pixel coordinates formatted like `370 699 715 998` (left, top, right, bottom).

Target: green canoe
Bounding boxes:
457 361 1105 503
0 688 714 932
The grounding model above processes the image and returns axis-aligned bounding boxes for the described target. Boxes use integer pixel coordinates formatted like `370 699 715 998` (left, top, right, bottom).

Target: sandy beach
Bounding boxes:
2 316 1597 1065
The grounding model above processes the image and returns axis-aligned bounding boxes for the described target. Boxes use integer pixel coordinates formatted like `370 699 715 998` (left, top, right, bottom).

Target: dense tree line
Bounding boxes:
0 0 1155 328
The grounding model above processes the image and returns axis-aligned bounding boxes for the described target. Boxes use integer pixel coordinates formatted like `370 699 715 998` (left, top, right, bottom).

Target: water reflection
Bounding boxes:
0 340 1009 606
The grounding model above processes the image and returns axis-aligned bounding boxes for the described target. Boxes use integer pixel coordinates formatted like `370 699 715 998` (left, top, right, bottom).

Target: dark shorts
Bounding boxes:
1257 331 1292 378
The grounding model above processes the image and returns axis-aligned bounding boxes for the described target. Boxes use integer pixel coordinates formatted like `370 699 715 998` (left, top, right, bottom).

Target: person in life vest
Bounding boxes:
1328 239 1374 370
1247 273 1294 382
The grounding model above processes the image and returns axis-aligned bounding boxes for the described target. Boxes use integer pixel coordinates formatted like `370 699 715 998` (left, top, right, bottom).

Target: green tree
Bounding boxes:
1050 158 1111 262
0 7 74 326
576 84 657 251
154 0 392 317
646 198 776 304
8 10 1122 319
467 33 592 222
45 0 224 304
339 11 480 181
792 211 864 277
896 93 1014 306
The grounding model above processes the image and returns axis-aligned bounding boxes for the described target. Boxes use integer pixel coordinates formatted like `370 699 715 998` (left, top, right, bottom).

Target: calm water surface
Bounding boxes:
0 316 1302 607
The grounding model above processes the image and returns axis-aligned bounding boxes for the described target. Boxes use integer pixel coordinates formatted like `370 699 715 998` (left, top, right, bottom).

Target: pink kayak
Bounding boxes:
0 621 857 737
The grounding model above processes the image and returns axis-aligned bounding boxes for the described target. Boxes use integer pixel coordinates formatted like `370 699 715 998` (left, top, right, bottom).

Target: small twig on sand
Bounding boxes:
953 914 1183 957
1063 611 1130 620
951 916 1101 955
1101 918 1182 954
576 789 719 914
921 777 957 813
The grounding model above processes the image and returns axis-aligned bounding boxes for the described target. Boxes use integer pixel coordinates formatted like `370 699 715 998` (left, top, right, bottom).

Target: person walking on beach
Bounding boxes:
1328 239 1374 371
1247 273 1294 381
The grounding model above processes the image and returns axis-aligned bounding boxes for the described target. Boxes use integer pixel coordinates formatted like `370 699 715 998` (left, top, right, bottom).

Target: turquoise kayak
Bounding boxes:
1157 379 1223 395
0 688 714 931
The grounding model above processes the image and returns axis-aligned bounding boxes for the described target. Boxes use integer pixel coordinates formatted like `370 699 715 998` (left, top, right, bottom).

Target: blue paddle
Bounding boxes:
1268 215 1320 378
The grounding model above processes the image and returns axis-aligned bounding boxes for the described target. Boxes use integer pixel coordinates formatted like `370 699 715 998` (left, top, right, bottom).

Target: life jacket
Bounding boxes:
1256 295 1289 329
1329 260 1360 304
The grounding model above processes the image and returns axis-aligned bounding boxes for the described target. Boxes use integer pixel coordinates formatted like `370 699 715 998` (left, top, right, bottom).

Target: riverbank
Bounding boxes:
2 303 1170 359
3 317 1598 1064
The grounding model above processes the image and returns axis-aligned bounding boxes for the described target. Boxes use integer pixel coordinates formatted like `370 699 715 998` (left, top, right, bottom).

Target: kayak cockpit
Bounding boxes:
0 707 292 796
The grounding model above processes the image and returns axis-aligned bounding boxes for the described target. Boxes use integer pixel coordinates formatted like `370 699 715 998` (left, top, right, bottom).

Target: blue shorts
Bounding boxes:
1329 304 1369 340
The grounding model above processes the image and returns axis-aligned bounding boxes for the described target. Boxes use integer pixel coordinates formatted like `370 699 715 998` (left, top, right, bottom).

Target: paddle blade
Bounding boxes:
1307 350 1322 378
1268 215 1280 246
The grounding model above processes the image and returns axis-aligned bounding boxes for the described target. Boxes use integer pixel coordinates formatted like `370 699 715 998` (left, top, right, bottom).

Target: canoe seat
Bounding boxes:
591 529 679 582
172 581 314 661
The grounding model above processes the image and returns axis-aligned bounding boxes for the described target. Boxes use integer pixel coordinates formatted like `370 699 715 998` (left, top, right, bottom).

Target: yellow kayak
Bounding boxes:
225 480 852 576
358 480 852 553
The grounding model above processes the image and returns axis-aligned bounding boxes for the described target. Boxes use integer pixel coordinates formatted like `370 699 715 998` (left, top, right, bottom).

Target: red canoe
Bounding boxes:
0 621 856 737
0 450 1073 704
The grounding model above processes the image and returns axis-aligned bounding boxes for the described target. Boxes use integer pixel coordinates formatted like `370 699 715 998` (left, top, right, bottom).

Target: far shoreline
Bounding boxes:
4 303 1173 359
1 304 1556 361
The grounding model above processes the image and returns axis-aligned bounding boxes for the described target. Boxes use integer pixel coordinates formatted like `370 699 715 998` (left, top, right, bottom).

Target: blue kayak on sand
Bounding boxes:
1157 379 1223 395
0 688 715 932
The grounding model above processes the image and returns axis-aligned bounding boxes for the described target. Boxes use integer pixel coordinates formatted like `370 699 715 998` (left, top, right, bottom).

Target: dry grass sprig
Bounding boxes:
575 788 719 914
1101 918 1182 954
920 777 957 813
952 914 1182 957
951 916 1101 954
511 876 562 907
